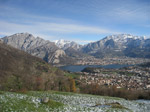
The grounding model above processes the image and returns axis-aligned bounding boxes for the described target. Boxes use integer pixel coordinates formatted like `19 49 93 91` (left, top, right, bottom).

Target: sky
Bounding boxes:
0 0 150 44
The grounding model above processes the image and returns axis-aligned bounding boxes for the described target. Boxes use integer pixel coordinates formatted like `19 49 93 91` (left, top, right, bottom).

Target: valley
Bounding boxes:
1 0 150 112
0 33 150 112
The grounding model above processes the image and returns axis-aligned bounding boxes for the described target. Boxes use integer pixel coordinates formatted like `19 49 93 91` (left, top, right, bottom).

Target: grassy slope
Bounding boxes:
0 91 149 112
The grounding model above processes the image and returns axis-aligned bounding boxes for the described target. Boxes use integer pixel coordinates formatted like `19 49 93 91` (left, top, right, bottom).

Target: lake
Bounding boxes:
59 64 131 72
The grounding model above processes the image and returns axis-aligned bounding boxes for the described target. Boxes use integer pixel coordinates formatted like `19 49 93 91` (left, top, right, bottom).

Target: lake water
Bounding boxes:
59 64 131 72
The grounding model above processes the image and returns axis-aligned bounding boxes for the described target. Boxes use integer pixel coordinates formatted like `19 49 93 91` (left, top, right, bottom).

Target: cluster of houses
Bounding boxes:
76 57 149 65
79 66 150 90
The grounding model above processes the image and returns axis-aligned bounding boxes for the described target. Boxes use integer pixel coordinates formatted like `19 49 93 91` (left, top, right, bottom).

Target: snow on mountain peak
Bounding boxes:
105 34 149 42
55 39 82 50
55 39 73 48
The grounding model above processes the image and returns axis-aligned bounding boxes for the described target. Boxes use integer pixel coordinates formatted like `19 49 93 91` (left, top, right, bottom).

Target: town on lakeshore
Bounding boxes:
79 65 150 91
1 0 150 111
75 57 149 65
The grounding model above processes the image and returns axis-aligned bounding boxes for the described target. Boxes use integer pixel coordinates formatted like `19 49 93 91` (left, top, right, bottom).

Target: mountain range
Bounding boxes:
1 33 75 65
1 33 150 65
81 34 150 58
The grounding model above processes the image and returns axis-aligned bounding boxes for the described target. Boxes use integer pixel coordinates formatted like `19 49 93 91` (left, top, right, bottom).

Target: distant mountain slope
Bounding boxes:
64 47 89 58
0 42 73 91
1 33 70 64
81 34 150 58
55 39 82 50
55 39 89 58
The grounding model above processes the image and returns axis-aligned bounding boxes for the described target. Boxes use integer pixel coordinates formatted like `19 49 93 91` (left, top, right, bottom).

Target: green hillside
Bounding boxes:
0 42 74 92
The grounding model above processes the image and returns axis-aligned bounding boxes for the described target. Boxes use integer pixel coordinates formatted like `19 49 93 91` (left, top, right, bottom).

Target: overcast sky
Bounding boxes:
0 0 150 44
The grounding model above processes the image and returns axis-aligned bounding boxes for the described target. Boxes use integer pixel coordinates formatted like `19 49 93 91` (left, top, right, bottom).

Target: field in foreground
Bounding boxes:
0 91 150 112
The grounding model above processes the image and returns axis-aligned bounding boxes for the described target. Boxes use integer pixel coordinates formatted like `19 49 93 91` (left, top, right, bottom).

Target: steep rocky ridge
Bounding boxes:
81 34 150 58
1 33 69 64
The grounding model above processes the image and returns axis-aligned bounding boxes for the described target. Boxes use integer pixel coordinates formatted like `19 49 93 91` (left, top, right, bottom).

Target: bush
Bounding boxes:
16 88 28 94
79 84 150 100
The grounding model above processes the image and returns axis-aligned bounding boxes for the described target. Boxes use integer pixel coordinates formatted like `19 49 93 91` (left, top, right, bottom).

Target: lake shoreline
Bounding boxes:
59 64 132 72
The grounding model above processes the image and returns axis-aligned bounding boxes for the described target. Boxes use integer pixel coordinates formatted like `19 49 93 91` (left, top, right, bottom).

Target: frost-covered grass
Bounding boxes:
0 91 150 112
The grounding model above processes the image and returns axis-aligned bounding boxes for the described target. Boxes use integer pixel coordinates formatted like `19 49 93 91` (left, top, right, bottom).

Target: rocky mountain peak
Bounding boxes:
81 34 150 58
104 34 149 42
0 39 2 43
1 33 69 65
55 39 72 48
55 39 82 50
